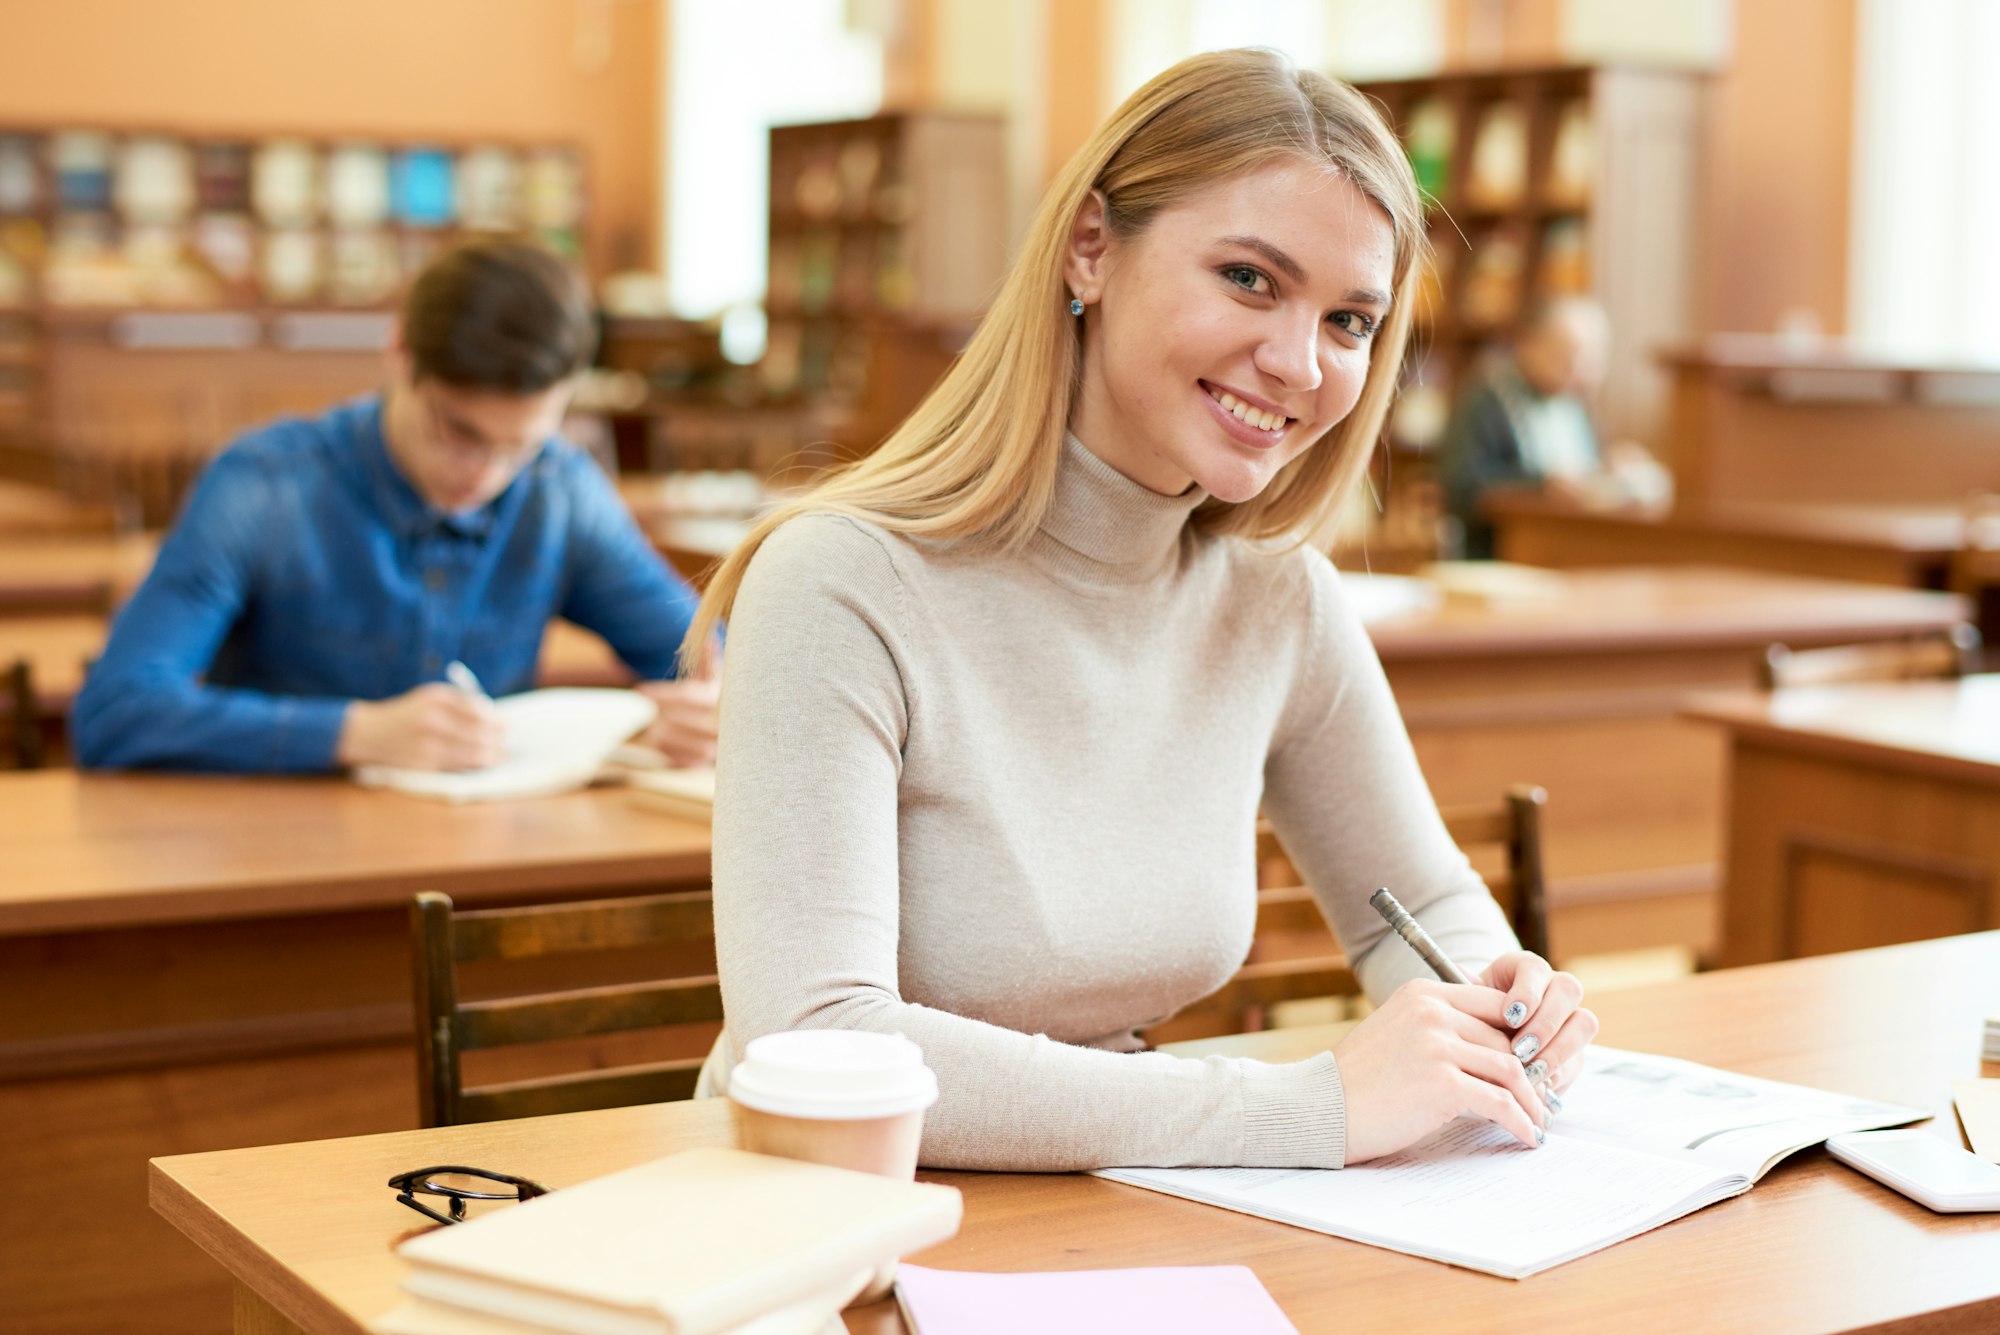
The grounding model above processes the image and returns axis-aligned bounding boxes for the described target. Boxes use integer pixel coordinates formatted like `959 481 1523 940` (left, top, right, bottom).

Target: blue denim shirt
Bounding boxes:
73 395 700 772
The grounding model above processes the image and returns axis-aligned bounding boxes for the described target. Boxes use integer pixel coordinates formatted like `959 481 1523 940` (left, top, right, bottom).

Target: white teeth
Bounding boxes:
1210 387 1286 433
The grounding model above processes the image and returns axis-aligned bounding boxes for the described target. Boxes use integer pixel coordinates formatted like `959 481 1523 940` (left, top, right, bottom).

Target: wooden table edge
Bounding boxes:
150 1158 354 1335
0 846 712 938
1683 700 2000 789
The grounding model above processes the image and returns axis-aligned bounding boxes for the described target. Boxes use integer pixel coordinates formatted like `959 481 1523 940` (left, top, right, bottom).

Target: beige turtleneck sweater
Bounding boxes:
707 435 1516 1171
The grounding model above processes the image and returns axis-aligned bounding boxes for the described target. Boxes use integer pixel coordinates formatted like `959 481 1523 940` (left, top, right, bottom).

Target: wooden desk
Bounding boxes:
1363 566 1968 960
151 934 2000 1335
0 772 712 1335
1488 494 1963 589
0 532 157 614
1686 676 2000 967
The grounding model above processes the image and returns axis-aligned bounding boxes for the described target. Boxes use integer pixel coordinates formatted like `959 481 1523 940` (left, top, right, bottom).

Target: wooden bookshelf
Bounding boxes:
0 124 592 520
646 112 1006 476
1347 65 1708 567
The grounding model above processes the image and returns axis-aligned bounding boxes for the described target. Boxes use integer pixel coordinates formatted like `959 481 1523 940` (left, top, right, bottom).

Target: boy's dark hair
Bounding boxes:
401 238 597 392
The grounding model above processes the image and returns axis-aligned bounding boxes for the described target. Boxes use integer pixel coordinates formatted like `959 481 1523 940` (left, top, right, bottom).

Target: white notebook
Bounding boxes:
1100 1046 1925 1279
355 688 657 803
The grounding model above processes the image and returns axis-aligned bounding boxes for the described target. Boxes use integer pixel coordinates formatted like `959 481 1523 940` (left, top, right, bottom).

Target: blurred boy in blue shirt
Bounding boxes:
75 239 717 773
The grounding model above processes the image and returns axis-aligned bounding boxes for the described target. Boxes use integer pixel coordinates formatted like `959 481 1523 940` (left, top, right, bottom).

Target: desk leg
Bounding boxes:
234 1283 308 1335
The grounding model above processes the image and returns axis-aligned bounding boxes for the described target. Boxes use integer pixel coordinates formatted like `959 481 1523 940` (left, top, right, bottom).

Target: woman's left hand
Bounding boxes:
1479 952 1598 1095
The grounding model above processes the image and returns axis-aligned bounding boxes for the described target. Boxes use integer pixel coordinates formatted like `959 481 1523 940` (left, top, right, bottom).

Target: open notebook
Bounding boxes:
354 688 657 803
1100 1046 1926 1279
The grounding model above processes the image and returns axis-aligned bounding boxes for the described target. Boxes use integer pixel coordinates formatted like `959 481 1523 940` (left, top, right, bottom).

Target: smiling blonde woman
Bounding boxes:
687 47 1595 1171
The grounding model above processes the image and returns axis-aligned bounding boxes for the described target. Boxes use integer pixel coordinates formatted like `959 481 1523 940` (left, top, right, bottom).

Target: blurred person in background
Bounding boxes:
74 238 718 773
1439 294 1669 559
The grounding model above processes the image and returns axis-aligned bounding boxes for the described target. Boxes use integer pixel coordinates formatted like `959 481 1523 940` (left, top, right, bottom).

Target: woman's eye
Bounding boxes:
1330 310 1379 340
1222 265 1270 294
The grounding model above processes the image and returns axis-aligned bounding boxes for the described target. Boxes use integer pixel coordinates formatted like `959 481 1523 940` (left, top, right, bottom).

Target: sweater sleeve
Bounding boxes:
1260 554 1520 1001
712 515 1346 1172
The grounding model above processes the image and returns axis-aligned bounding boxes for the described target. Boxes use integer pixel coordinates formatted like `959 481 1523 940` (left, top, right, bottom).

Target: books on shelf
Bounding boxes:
1465 102 1528 211
1459 231 1524 328
1099 1046 1925 1280
1404 98 1454 203
1545 101 1594 208
380 1147 962 1335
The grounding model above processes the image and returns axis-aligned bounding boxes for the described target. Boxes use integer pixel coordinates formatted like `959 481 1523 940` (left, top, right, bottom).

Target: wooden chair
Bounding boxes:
1757 624 1982 690
1953 491 2000 671
5 658 45 769
1155 786 1551 1039
410 889 724 1128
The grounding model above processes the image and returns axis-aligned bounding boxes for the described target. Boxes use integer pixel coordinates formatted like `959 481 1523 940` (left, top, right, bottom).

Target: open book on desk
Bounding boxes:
354 688 657 803
1100 1046 1926 1279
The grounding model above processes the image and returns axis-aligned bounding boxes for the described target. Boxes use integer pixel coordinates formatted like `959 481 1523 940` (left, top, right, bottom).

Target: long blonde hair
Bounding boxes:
682 48 1425 669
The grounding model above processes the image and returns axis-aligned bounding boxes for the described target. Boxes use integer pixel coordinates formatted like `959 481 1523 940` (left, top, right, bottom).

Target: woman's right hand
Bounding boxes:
1332 978 1552 1165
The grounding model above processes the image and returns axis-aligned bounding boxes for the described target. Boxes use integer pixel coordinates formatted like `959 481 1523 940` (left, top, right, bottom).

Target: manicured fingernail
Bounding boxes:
1543 1087 1564 1115
1512 1033 1541 1061
1523 1059 1549 1085
1504 1001 1528 1028
1534 1126 1545 1147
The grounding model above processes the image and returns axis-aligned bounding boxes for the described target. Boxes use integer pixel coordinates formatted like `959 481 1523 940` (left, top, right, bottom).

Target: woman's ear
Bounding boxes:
1061 189 1112 302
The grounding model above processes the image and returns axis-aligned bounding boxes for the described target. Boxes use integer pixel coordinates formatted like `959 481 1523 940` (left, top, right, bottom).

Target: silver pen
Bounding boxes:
1369 886 1474 985
1370 886 1562 1114
445 660 491 703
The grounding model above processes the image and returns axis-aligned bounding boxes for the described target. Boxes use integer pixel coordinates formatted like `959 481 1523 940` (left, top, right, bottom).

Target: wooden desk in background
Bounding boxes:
152 934 2000 1335
1488 493 1964 589
0 614 649 756
0 772 713 1335
0 532 158 614
1361 566 1968 961
1686 676 2000 968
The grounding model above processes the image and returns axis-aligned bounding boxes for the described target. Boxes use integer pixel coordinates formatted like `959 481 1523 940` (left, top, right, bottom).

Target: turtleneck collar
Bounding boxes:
1034 432 1208 583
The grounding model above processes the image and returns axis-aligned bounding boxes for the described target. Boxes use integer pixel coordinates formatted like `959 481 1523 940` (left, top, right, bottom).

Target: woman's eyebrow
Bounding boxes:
1219 234 1306 283
1218 233 1392 307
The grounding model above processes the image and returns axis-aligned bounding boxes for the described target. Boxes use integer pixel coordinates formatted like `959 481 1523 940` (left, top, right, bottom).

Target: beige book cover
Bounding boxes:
625 767 715 824
394 1148 960 1335
1955 1079 2000 1164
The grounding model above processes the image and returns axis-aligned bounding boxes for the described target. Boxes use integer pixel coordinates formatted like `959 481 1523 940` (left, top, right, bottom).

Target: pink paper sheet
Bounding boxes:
893 1263 1299 1334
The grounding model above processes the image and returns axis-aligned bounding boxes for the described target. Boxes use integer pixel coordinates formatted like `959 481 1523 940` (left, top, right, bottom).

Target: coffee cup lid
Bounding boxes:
728 1030 939 1120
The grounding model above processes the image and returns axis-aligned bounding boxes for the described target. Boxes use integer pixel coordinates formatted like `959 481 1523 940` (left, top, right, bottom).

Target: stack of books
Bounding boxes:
375 1148 961 1335
1984 1014 2000 1063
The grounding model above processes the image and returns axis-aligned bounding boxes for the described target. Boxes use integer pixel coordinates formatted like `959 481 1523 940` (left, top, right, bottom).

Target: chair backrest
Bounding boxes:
410 889 724 1127
1953 493 2000 670
5 658 45 770
1156 785 1552 1040
1757 624 1982 691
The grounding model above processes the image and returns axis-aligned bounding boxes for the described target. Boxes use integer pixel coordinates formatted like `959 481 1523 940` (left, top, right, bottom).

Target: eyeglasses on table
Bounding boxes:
388 1164 551 1227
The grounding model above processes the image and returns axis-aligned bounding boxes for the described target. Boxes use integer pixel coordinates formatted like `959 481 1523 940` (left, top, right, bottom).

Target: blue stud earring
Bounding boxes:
1069 296 1084 316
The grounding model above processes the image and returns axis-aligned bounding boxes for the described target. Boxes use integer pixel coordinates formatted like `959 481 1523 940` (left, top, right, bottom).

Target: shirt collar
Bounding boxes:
1035 431 1208 580
348 393 545 543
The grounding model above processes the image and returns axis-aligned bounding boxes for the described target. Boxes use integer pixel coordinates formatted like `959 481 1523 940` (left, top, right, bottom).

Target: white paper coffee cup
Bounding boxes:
728 1030 939 1121
729 1031 939 1304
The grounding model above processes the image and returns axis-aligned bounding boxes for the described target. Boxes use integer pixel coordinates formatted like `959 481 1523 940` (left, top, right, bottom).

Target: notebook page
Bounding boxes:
1103 1117 1735 1279
1554 1047 1926 1179
354 688 656 803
